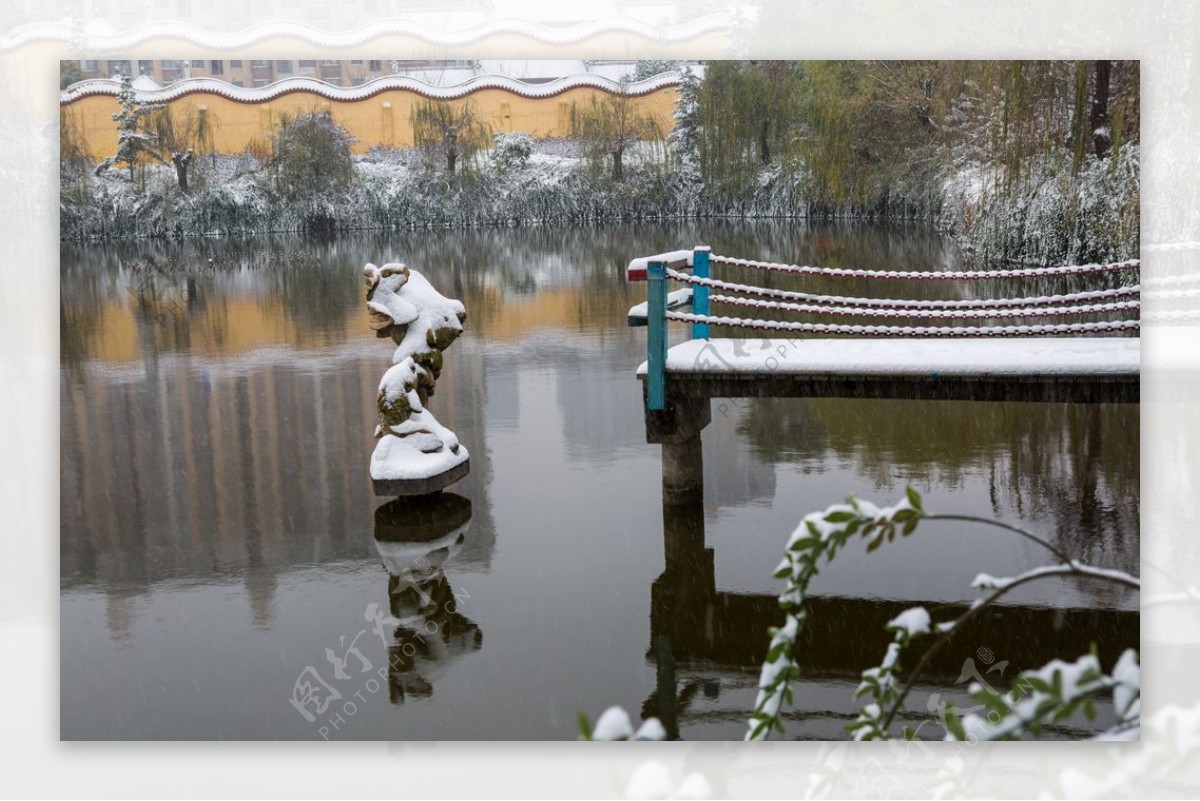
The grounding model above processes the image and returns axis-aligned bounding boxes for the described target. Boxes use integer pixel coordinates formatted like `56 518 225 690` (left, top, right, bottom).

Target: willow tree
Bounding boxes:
569 84 665 181
792 60 950 210
945 61 1139 190
147 105 218 194
410 99 491 176
60 108 92 203
695 60 804 193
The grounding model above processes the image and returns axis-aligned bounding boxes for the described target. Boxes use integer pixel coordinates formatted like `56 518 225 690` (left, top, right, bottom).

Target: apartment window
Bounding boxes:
251 60 270 68
210 60 223 75
138 60 153 74
192 60 204 69
368 60 381 71
80 60 97 71
350 60 362 65
110 60 131 76
321 60 338 66
253 78 269 87
276 60 292 73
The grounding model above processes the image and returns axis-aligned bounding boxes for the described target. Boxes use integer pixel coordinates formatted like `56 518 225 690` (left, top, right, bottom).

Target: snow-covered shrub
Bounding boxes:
490 131 534 173
267 111 357 202
940 144 1140 265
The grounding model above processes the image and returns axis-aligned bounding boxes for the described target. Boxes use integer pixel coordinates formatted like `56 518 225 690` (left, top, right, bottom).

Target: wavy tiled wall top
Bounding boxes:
60 71 683 105
7 14 729 53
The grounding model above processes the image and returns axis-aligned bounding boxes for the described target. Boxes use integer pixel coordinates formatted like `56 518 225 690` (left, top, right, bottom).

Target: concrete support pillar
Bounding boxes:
661 434 704 506
644 392 711 507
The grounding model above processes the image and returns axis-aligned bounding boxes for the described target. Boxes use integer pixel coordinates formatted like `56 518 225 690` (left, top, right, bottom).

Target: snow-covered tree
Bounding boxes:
95 73 163 183
668 66 701 171
410 99 491 177
569 82 665 182
268 111 356 200
626 60 681 82
147 105 217 194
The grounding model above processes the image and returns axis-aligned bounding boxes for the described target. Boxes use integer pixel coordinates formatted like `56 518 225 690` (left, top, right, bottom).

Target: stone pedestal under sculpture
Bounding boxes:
364 262 469 495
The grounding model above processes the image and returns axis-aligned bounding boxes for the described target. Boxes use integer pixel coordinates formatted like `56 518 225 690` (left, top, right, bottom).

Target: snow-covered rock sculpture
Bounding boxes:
365 262 469 495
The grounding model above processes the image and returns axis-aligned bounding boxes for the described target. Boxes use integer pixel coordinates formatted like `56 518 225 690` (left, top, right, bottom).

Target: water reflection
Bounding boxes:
738 398 1139 582
646 502 1138 740
374 494 482 704
59 221 1139 740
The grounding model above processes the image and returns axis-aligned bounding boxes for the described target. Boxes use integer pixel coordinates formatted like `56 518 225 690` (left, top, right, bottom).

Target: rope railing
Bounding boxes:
665 310 1141 337
706 292 1140 321
1144 273 1200 288
665 267 1141 310
634 247 1141 411
708 255 1141 281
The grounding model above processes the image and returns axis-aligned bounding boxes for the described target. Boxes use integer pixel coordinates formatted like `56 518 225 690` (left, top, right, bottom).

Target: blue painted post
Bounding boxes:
692 246 711 340
647 260 668 411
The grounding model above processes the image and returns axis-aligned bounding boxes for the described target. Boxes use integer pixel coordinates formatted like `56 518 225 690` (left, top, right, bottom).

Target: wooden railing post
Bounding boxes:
647 259 667 411
692 246 711 340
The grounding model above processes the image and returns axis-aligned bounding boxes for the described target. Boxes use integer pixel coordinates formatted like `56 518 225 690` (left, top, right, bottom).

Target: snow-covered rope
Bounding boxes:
707 293 1141 320
1143 242 1200 253
1143 287 1200 300
708 255 1141 281
664 310 1140 337
1143 309 1200 323
1143 273 1200 288
665 268 1140 309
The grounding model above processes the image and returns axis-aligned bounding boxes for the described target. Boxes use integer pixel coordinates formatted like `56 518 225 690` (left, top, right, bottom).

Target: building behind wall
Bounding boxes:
72 59 481 88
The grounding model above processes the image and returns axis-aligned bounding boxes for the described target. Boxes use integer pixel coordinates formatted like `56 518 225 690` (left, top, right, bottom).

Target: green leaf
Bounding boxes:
1017 675 1053 696
577 711 593 740
944 708 966 741
906 486 923 513
825 510 857 523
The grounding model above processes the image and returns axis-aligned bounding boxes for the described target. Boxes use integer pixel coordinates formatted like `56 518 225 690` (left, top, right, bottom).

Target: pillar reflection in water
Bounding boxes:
645 502 715 740
373 493 481 704
646 501 1139 740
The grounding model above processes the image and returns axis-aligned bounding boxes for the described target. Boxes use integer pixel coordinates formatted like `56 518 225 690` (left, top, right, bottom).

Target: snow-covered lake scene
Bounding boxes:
59 60 1140 741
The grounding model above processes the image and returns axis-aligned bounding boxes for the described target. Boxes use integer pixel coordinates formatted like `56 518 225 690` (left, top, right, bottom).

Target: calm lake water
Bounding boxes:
60 221 1138 740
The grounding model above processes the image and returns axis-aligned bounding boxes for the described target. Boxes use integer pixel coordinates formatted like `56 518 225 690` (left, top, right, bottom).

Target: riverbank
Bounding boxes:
60 139 1139 268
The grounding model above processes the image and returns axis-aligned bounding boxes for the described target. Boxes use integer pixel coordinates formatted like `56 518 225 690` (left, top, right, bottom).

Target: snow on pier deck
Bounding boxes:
637 337 1139 403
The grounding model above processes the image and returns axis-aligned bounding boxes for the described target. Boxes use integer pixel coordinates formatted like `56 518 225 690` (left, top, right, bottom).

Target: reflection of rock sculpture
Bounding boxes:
364 262 469 495
373 494 482 704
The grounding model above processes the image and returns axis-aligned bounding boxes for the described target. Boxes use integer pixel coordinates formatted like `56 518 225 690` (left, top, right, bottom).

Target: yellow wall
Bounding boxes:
63 83 679 159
